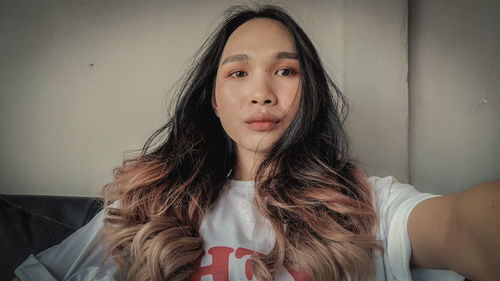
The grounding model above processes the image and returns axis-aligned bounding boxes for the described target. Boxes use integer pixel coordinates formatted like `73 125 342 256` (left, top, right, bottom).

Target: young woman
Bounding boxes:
14 5 500 281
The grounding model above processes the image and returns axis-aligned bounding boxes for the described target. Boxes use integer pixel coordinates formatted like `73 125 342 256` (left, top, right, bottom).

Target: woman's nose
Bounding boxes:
251 98 273 105
249 76 276 105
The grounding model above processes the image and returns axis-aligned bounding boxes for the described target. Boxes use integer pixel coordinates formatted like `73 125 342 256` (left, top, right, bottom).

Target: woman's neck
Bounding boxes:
232 148 264 181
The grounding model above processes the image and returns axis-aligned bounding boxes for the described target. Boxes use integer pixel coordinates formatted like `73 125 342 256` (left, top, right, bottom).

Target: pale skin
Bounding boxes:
212 18 302 181
13 18 499 281
409 182 500 281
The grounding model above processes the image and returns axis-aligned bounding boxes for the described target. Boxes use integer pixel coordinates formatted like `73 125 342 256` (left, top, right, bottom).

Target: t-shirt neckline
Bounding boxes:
228 179 255 198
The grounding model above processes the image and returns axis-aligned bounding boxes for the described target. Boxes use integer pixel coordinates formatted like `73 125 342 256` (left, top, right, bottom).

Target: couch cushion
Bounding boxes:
0 197 77 281
1 195 103 229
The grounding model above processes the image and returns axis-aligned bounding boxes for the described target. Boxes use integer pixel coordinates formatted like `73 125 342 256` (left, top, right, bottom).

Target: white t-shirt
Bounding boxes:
15 176 458 281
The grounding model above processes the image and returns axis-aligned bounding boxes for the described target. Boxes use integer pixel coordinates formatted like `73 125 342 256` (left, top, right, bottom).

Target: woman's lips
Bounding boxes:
245 113 280 131
247 121 277 131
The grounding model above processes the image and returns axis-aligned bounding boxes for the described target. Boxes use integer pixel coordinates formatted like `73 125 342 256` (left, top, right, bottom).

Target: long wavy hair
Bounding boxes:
101 4 382 281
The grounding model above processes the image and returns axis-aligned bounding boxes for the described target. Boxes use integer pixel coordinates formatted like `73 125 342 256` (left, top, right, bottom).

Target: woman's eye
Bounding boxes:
276 69 296 76
230 71 246 78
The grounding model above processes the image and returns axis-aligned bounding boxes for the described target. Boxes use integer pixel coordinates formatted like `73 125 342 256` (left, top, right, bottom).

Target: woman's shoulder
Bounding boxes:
367 175 439 219
368 176 424 202
368 176 441 281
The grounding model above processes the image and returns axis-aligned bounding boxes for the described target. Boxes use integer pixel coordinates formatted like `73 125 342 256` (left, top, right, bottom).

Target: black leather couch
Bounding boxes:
0 194 102 281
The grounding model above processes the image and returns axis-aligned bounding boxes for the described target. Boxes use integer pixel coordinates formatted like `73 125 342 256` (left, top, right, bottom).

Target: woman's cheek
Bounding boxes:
277 81 301 105
223 85 245 105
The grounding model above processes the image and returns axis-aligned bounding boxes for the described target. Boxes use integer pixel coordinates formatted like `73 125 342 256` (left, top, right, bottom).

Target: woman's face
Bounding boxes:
213 18 301 157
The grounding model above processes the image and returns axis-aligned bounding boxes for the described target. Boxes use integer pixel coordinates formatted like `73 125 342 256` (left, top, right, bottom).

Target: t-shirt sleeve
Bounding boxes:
14 206 117 281
369 176 440 281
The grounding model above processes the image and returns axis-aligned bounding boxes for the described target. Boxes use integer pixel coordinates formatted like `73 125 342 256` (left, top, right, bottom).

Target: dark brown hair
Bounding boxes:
101 4 382 281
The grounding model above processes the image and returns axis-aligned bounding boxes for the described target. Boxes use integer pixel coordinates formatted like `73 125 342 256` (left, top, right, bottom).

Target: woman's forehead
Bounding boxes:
221 18 296 58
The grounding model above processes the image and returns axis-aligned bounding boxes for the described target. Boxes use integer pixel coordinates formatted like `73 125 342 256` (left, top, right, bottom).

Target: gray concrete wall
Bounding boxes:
345 0 409 181
0 0 409 196
409 0 500 194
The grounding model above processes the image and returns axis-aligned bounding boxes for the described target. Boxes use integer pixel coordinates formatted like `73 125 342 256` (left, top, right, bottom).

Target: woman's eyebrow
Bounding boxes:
221 52 298 65
276 52 298 60
222 54 249 65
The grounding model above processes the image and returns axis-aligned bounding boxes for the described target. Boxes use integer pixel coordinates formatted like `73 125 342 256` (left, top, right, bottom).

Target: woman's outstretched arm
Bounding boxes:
408 180 500 281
